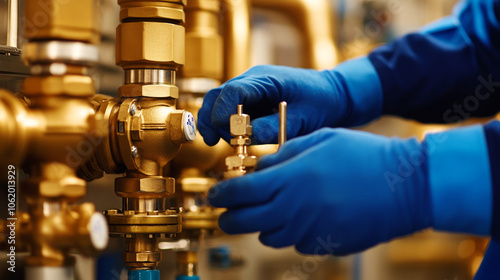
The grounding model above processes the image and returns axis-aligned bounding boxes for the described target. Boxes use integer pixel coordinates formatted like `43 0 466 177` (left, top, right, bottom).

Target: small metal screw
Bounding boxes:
130 103 137 115
131 146 138 157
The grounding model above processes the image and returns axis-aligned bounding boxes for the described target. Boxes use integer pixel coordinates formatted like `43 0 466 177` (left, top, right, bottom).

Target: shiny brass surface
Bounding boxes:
173 94 232 174
116 177 176 198
124 234 162 269
224 105 257 179
23 41 99 66
177 251 198 276
116 21 185 70
119 0 185 22
183 0 223 80
79 96 193 179
24 0 99 44
85 0 191 271
181 210 221 231
22 75 95 97
279 101 287 147
221 0 251 80
105 209 181 235
0 90 33 168
251 0 338 70
18 203 107 266
0 0 108 268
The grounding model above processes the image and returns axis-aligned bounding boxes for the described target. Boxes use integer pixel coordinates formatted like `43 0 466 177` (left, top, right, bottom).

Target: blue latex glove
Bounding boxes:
198 58 383 146
208 128 431 255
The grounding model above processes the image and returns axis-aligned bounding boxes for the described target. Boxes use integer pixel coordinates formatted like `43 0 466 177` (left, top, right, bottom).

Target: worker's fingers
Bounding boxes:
210 78 281 128
249 104 315 144
258 227 294 249
218 201 287 234
208 165 287 208
258 128 335 169
198 86 224 146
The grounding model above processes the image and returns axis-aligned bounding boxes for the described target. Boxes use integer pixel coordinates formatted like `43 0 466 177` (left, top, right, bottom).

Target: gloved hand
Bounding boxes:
208 128 432 255
198 57 383 146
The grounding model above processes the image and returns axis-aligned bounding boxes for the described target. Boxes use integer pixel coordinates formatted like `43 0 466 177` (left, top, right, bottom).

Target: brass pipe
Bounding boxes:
0 0 109 272
221 0 251 80
251 0 338 70
177 251 198 276
183 0 223 81
278 101 287 148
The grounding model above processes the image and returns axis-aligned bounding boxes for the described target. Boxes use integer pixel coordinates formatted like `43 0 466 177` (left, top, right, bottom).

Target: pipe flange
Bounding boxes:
105 209 182 236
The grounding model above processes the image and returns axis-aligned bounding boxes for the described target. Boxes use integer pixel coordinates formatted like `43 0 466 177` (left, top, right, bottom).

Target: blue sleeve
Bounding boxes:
368 0 500 123
426 125 492 236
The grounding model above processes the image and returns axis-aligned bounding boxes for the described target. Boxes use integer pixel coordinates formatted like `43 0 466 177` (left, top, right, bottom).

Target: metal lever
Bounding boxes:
278 101 287 148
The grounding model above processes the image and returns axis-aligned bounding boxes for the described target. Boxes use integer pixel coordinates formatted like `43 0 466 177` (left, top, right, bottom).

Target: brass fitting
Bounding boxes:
177 251 199 276
183 0 223 80
118 0 186 22
24 0 99 44
105 208 181 269
18 203 108 266
0 0 108 270
224 105 257 179
250 0 338 70
77 93 195 269
78 95 196 181
0 90 33 168
77 0 194 271
221 0 251 80
116 22 185 70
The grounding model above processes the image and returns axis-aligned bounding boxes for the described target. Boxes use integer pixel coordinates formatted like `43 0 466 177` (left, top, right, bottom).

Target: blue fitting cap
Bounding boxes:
128 269 160 280
176 275 200 280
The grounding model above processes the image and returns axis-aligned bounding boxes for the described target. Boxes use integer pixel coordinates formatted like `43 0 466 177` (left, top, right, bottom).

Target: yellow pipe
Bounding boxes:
251 0 338 70
221 0 252 80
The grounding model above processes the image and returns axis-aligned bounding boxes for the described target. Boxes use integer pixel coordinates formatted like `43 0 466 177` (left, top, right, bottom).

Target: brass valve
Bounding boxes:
17 203 108 266
224 105 257 179
78 95 196 181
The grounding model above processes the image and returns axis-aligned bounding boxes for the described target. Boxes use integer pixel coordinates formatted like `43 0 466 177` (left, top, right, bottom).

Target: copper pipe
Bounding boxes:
251 0 338 70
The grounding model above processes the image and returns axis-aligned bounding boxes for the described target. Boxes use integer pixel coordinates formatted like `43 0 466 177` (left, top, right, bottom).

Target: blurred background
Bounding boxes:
0 0 491 280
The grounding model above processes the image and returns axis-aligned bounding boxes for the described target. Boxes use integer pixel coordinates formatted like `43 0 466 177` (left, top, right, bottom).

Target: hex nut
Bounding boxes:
23 177 86 199
243 156 257 167
24 0 99 43
230 137 251 146
123 251 161 262
116 21 185 68
230 114 252 136
119 84 179 98
224 169 246 179
105 209 119 215
22 75 95 97
225 155 257 168
225 155 244 167
120 6 184 22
